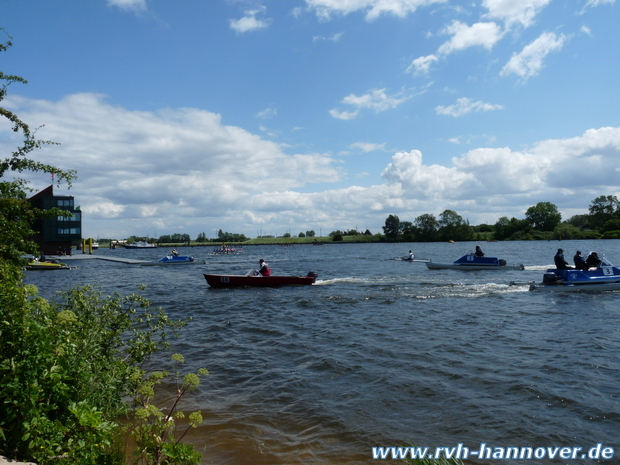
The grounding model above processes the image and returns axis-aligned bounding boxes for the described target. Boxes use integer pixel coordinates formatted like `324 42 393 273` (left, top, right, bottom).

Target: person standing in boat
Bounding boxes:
554 248 572 269
573 250 588 270
474 245 484 257
257 259 271 276
585 251 602 269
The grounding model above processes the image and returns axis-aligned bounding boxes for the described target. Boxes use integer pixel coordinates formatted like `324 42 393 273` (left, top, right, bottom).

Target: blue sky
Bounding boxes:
2 0 620 239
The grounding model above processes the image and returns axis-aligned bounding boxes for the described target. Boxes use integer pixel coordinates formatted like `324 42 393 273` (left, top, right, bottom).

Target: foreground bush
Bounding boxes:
0 260 203 464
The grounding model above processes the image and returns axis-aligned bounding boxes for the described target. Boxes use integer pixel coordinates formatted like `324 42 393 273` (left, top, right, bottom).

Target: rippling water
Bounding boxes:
25 240 620 464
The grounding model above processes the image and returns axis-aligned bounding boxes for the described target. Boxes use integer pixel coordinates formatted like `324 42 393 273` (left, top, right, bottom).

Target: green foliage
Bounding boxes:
159 233 191 243
0 264 189 464
525 202 562 231
588 195 620 229
1 31 77 266
414 213 439 242
217 229 247 242
383 214 402 240
130 354 207 465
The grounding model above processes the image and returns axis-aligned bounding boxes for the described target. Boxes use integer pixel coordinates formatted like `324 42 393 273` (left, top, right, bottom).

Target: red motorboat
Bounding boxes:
204 272 317 288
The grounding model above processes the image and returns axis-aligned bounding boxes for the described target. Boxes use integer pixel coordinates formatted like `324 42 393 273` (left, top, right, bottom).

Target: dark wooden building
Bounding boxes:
29 185 82 255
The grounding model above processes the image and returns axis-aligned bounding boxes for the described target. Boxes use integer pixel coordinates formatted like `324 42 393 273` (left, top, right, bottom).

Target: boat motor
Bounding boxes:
307 271 318 278
542 272 561 285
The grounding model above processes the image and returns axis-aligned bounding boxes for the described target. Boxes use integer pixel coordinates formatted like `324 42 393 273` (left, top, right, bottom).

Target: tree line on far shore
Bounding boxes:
100 197 620 246
381 197 620 242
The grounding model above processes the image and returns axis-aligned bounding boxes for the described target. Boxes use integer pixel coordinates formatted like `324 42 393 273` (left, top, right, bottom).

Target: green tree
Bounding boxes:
588 195 620 229
305 230 315 237
382 214 402 240
195 232 207 242
525 202 562 231
494 216 530 240
414 213 439 242
437 209 473 241
0 30 76 265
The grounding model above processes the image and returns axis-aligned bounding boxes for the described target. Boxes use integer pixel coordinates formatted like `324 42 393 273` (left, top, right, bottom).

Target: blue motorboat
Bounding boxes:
425 253 524 270
141 254 205 266
529 256 620 292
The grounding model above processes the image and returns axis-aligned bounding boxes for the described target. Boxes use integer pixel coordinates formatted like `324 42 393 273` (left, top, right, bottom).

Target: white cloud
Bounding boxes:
330 88 410 119
329 108 360 120
435 97 504 117
305 0 446 21
229 8 273 33
500 32 567 80
106 0 147 12
313 32 345 42
349 142 387 152
407 55 438 76
482 0 552 29
256 107 277 119
437 21 504 55
5 94 620 237
584 0 616 9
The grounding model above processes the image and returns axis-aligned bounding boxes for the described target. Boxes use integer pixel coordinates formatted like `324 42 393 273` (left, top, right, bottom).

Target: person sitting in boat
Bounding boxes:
585 251 602 269
170 249 179 256
408 250 415 260
573 250 588 270
256 259 271 276
554 248 572 269
474 246 484 257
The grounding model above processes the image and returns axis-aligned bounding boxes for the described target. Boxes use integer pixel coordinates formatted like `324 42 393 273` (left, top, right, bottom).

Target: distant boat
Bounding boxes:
92 242 99 249
425 253 524 271
141 254 205 266
25 259 74 270
124 241 158 249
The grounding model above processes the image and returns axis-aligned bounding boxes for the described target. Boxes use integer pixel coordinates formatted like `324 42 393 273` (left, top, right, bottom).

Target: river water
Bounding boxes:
25 240 620 464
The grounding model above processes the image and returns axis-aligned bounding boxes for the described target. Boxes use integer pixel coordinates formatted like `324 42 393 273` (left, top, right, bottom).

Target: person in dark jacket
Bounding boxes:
585 251 601 269
573 251 588 270
554 248 571 269
474 245 484 257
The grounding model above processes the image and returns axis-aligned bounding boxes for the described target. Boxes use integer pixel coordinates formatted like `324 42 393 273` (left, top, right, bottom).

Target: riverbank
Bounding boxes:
0 456 36 465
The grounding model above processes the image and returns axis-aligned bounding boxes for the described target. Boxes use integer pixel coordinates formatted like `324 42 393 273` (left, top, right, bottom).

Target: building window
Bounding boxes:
58 212 81 221
57 199 74 207
58 228 69 235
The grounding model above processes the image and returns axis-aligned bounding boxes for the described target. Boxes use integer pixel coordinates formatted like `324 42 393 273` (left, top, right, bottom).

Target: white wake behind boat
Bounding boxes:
425 253 525 271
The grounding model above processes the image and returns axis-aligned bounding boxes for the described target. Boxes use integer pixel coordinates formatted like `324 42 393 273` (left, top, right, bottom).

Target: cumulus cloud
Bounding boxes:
2 93 340 236
500 31 567 80
305 0 446 21
407 55 438 76
482 0 552 29
229 8 273 33
435 97 504 117
380 128 620 212
437 21 504 55
4 94 620 237
330 88 410 119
